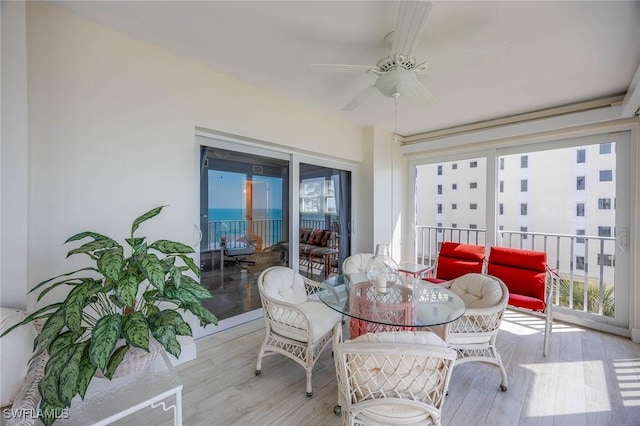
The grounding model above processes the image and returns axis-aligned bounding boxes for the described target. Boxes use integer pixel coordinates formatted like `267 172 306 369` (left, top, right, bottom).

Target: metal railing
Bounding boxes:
415 225 616 317
206 219 283 250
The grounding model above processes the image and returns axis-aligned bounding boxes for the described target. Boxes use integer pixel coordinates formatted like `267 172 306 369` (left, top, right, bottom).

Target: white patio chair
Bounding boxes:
333 331 456 426
341 253 374 274
255 266 342 397
434 273 509 391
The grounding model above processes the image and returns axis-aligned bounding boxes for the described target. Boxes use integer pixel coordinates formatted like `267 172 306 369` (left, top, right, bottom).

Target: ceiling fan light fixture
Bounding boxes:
375 68 417 98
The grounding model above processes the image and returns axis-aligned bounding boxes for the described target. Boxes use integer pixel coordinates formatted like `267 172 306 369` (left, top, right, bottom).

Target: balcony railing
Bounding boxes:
206 219 283 250
415 225 616 317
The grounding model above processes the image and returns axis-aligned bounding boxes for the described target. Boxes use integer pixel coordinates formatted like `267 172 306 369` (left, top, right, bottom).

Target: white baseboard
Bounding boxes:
166 335 197 366
632 328 640 343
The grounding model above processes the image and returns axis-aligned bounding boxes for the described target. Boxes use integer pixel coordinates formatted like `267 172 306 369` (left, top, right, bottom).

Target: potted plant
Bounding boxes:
1 206 217 425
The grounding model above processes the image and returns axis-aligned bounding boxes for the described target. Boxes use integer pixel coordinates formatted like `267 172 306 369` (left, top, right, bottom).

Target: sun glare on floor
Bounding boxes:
614 358 640 407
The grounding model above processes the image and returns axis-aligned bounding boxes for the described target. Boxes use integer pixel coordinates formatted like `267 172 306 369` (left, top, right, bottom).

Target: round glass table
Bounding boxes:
318 273 465 338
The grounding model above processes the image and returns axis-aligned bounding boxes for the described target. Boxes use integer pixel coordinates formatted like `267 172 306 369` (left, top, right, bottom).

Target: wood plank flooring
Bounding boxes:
122 311 640 425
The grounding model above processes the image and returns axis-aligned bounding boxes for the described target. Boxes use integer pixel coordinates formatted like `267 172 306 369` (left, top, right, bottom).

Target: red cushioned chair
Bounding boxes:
487 246 554 356
423 242 485 284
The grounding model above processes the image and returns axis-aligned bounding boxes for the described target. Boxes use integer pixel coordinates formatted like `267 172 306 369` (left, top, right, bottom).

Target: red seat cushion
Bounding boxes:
422 277 448 285
434 242 485 280
488 247 547 312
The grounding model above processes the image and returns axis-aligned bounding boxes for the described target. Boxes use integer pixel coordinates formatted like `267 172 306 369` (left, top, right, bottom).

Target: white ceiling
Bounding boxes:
52 1 640 136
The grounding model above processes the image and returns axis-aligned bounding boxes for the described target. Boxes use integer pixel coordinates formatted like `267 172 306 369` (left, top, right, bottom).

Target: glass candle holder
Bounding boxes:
365 243 401 293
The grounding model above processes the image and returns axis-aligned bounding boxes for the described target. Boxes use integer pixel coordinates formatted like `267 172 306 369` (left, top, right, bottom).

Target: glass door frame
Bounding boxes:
195 133 357 337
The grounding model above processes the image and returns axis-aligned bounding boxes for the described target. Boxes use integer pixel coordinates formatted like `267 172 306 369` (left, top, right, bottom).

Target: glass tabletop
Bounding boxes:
318 273 466 328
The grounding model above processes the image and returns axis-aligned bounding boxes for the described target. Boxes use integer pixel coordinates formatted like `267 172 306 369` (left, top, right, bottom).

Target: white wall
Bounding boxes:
1 1 29 310
1 1 368 321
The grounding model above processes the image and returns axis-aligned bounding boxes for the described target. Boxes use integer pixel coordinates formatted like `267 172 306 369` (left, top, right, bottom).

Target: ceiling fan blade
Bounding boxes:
392 1 433 59
405 79 437 107
342 84 378 111
310 64 382 74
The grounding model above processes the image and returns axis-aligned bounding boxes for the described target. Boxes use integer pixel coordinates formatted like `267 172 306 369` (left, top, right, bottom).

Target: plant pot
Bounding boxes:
95 337 162 379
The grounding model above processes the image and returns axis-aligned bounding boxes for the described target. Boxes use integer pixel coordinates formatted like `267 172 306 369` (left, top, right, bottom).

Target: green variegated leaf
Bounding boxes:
37 277 91 303
109 294 125 309
29 268 98 295
125 237 146 250
89 314 122 371
131 205 166 237
65 231 117 244
58 342 86 406
39 344 75 407
174 319 192 337
116 273 138 307
76 345 97 399
148 310 184 329
169 266 182 289
145 304 160 316
104 345 129 380
97 248 124 282
38 399 66 426
64 280 101 334
164 285 200 305
149 239 194 254
161 256 176 273
152 326 181 358
185 303 218 326
35 308 66 353
48 330 81 357
178 254 200 278
122 312 149 351
133 241 148 258
138 254 165 293
67 239 119 258
0 303 62 338
180 276 213 300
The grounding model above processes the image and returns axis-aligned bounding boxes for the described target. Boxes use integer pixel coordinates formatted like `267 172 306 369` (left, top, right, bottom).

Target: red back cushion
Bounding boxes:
319 230 332 247
308 229 324 245
435 242 485 280
300 228 312 244
487 247 547 309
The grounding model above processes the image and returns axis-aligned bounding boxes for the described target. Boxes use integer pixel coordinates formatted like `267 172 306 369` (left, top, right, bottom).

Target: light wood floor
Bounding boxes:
124 311 640 426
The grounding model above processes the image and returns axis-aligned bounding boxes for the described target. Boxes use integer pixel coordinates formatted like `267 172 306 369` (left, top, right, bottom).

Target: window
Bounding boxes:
499 203 504 215
470 161 478 168
470 224 477 229
520 203 528 215
470 182 477 189
599 142 612 154
437 222 443 233
599 170 613 182
451 223 457 228
437 204 442 214
576 256 585 270
577 203 585 216
598 198 611 209
437 165 442 176
576 229 585 243
520 226 528 239
577 149 586 163
597 254 615 267
452 163 457 170
598 226 612 237
520 155 528 168
470 203 477 210
520 179 528 192
499 181 504 192
499 158 504 170
437 184 442 195
452 183 457 190
452 204 457 210
576 176 585 190
499 225 504 231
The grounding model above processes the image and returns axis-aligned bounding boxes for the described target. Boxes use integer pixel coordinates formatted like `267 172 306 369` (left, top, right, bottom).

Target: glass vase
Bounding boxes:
365 243 401 293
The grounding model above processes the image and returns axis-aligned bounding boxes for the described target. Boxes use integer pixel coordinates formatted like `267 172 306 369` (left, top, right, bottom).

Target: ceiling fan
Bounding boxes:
311 1 436 111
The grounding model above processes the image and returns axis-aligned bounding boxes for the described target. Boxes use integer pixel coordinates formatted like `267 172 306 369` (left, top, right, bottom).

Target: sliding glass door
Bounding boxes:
198 146 289 334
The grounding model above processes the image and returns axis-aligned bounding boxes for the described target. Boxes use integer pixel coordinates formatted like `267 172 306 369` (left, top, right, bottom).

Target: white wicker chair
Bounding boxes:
333 331 456 426
341 253 374 274
435 273 509 391
255 266 342 397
